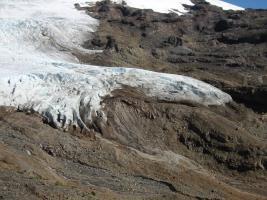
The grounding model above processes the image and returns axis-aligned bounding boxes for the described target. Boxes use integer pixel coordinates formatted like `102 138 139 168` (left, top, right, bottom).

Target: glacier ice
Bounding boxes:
0 0 232 130
0 63 232 130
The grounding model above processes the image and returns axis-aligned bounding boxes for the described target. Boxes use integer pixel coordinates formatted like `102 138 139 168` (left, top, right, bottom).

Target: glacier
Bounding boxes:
0 0 233 130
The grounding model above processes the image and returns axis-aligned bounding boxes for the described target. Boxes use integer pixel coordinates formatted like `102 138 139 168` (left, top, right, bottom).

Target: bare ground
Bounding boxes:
1 0 267 199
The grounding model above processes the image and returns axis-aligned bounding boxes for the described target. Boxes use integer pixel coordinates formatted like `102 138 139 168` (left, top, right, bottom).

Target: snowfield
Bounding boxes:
108 0 243 14
88 0 243 15
0 0 233 130
205 0 244 11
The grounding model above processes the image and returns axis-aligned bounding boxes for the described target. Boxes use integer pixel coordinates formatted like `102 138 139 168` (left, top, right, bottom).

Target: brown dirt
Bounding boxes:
0 87 266 199
1 1 267 199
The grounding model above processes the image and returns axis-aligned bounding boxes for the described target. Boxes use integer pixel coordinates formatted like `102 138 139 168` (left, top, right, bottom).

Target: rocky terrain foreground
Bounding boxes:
1 0 267 199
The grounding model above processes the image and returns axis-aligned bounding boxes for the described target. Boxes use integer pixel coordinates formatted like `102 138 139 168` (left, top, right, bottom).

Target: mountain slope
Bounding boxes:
0 0 266 199
0 0 231 130
94 0 243 14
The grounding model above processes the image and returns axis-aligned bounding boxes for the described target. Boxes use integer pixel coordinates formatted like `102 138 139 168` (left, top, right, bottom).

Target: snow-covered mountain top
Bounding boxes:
103 0 244 14
110 0 194 14
0 0 232 130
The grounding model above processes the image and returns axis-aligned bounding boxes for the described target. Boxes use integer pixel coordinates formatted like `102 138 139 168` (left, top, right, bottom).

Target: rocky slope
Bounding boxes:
82 0 267 112
0 0 267 199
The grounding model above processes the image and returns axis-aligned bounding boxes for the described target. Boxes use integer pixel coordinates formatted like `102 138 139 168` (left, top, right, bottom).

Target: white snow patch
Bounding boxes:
0 0 232 130
111 0 194 15
0 0 99 63
205 0 244 11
